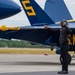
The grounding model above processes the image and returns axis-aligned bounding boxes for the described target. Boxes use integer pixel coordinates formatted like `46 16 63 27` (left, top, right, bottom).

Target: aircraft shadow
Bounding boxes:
0 61 75 65
0 61 60 65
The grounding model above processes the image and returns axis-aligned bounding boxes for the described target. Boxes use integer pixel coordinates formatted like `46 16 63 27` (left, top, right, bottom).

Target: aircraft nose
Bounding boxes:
0 0 22 19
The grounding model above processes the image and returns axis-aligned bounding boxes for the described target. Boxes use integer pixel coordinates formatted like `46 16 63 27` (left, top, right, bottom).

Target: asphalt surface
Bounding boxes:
0 71 75 75
0 54 75 75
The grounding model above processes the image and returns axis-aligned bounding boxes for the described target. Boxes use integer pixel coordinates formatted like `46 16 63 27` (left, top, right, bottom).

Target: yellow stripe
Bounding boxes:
67 20 75 23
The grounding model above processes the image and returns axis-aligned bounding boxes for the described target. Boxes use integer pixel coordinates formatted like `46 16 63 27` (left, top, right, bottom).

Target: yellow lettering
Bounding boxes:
68 38 71 45
22 0 36 16
73 35 75 45
68 34 72 45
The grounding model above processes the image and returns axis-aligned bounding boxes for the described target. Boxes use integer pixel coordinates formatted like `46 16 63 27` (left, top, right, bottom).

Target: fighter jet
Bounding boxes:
0 0 75 64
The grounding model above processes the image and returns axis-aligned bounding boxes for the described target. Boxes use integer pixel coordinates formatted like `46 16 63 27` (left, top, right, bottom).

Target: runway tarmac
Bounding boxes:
0 54 75 75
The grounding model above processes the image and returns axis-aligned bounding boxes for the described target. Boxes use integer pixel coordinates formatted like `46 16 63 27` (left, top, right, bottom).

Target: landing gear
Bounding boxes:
60 53 71 64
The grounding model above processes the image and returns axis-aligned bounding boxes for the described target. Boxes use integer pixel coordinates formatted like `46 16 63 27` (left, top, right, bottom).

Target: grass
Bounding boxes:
0 48 55 54
0 48 74 54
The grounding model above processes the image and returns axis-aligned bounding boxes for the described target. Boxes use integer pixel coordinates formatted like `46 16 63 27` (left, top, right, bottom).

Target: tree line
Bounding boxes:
0 39 50 48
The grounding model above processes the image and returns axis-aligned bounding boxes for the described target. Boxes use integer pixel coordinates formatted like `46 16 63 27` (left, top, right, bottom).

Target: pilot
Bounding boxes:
58 20 72 74
45 20 72 74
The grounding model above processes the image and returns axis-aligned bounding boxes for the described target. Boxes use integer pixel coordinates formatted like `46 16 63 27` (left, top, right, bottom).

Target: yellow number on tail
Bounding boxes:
22 0 36 16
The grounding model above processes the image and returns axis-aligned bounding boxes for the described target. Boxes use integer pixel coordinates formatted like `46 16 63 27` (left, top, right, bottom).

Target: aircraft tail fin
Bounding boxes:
20 0 54 26
44 0 73 22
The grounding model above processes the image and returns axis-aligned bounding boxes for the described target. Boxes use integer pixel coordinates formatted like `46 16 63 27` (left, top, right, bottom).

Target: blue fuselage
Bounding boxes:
0 0 21 19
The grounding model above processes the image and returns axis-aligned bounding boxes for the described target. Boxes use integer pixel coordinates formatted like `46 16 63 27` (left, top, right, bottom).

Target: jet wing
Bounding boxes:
0 26 60 46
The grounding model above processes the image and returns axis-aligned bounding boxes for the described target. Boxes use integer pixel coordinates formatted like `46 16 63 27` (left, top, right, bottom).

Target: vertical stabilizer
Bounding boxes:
44 0 73 22
20 0 54 26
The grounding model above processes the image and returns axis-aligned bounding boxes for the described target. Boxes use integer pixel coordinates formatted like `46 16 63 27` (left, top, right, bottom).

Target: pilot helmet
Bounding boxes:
61 19 68 27
61 19 68 25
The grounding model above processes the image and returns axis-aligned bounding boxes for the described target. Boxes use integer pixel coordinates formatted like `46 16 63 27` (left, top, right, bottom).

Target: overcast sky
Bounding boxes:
0 0 75 27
